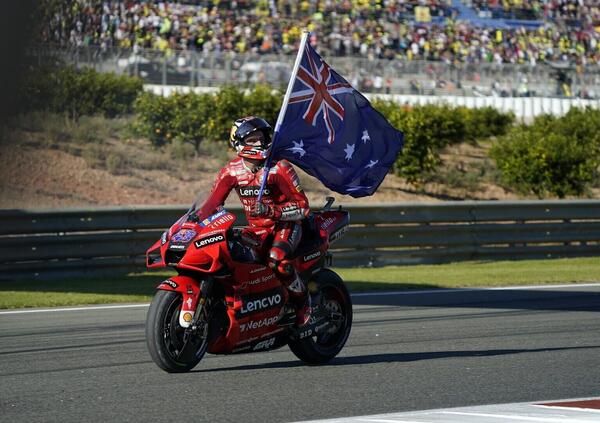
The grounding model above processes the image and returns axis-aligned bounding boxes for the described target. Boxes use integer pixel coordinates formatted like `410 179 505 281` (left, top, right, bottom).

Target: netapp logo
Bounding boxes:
239 186 271 197
239 316 279 332
194 234 224 248
303 251 321 262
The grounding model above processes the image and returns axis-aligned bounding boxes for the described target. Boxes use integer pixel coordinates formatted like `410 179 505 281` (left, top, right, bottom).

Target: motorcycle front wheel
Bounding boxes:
288 268 353 365
145 290 207 373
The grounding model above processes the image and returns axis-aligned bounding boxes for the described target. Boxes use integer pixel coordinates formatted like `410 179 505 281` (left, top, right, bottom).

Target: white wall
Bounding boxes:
144 84 600 121
368 94 600 121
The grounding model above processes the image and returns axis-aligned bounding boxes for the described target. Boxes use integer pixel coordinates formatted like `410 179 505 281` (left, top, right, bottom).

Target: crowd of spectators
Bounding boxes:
39 0 600 65
469 0 600 27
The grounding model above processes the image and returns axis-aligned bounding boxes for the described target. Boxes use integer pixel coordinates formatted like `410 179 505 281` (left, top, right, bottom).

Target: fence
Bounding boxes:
1 201 599 281
33 45 600 99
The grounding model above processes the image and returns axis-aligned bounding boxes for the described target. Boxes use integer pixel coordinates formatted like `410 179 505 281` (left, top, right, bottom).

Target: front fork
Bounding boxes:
185 278 214 332
156 275 213 328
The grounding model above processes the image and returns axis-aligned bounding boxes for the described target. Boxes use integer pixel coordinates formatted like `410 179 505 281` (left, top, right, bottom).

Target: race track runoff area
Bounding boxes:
297 398 600 422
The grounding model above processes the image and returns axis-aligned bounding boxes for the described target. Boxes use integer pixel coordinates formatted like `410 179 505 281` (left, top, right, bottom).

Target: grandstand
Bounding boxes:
38 0 600 99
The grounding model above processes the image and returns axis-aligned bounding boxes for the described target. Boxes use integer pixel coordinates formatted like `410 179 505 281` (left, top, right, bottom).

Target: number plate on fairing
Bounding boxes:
171 229 197 243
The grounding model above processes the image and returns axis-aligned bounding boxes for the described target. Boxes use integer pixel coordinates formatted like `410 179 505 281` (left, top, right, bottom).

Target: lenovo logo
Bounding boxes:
303 251 321 262
237 289 284 317
194 234 225 248
238 186 271 197
240 294 282 315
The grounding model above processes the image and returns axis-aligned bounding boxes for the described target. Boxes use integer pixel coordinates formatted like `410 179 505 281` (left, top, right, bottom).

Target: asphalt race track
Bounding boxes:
1 284 599 423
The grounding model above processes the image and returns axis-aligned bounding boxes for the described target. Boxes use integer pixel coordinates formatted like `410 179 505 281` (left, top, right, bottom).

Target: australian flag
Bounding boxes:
272 40 404 198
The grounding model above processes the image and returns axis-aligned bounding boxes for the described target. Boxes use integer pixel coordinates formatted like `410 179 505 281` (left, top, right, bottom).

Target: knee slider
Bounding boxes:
277 260 294 276
269 247 285 262
268 248 285 270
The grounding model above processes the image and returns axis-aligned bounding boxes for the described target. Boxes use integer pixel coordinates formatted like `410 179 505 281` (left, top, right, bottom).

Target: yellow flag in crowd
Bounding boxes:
415 6 431 23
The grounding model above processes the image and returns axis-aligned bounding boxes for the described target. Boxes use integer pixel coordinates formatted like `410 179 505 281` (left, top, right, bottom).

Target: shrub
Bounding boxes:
461 107 515 141
170 92 213 154
202 85 282 144
134 85 283 152
204 85 247 143
491 108 600 198
371 101 515 183
133 92 177 148
169 139 197 161
245 85 282 128
373 101 466 183
82 145 105 168
20 65 143 120
106 153 127 175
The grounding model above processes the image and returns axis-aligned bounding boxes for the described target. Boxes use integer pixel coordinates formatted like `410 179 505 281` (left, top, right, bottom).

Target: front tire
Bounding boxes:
288 269 353 364
145 290 207 373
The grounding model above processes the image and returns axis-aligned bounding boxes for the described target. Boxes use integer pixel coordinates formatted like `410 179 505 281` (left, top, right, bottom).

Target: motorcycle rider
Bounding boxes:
196 116 311 326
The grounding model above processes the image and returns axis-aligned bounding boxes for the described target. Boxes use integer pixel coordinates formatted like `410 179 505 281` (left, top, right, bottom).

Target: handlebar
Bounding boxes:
323 196 335 211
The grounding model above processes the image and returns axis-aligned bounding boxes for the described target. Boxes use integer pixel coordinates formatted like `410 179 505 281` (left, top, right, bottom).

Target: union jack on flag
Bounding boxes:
288 43 354 144
272 39 404 198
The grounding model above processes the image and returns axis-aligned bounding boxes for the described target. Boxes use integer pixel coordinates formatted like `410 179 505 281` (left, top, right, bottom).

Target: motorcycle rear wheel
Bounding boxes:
288 269 353 365
146 290 207 373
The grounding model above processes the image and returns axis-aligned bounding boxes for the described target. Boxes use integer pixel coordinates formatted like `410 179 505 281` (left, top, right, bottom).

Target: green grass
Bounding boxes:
1 257 599 309
338 257 600 291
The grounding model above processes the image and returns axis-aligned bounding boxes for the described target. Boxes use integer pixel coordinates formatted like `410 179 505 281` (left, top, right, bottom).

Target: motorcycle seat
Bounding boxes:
292 215 325 258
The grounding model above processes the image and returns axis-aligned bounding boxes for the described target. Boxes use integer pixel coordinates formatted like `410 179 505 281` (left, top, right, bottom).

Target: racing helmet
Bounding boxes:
229 116 272 160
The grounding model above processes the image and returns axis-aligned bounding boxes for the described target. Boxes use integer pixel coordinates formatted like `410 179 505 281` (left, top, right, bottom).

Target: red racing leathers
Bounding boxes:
196 157 310 282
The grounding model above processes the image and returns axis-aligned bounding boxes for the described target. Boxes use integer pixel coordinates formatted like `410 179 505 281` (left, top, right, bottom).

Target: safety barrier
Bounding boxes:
1 201 599 280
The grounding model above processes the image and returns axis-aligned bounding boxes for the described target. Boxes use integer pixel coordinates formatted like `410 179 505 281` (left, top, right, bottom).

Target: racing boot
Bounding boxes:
269 254 312 327
287 273 312 327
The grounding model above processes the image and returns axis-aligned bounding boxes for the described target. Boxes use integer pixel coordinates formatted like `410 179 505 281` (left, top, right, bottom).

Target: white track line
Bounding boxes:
0 304 149 315
438 411 569 422
1 282 599 315
350 282 600 297
294 397 600 423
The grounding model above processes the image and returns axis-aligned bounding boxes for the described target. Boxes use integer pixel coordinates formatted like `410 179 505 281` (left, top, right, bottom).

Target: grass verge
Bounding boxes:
0 257 599 309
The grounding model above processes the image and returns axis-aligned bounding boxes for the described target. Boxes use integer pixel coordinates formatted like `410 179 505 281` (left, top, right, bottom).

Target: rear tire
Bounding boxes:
146 290 207 373
288 269 352 364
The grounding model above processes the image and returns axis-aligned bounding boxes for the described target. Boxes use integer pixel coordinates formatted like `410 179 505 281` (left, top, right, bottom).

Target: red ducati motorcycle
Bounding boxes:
145 197 352 373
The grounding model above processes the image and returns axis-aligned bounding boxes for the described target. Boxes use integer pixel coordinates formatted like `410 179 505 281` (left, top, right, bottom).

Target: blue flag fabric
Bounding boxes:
272 41 404 198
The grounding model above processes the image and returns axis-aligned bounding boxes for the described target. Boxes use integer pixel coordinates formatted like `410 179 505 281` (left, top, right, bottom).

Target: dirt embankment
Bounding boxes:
3 123 595 210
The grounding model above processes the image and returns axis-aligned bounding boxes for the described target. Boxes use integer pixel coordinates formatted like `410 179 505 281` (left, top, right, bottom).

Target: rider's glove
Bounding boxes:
187 213 200 223
252 202 274 218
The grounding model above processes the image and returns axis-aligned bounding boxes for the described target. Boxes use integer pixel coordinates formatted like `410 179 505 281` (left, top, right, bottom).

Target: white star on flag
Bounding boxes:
287 140 306 157
361 129 371 143
365 159 379 169
344 144 355 161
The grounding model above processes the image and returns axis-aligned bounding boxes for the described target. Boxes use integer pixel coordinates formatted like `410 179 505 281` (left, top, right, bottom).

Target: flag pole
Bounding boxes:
257 31 310 203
